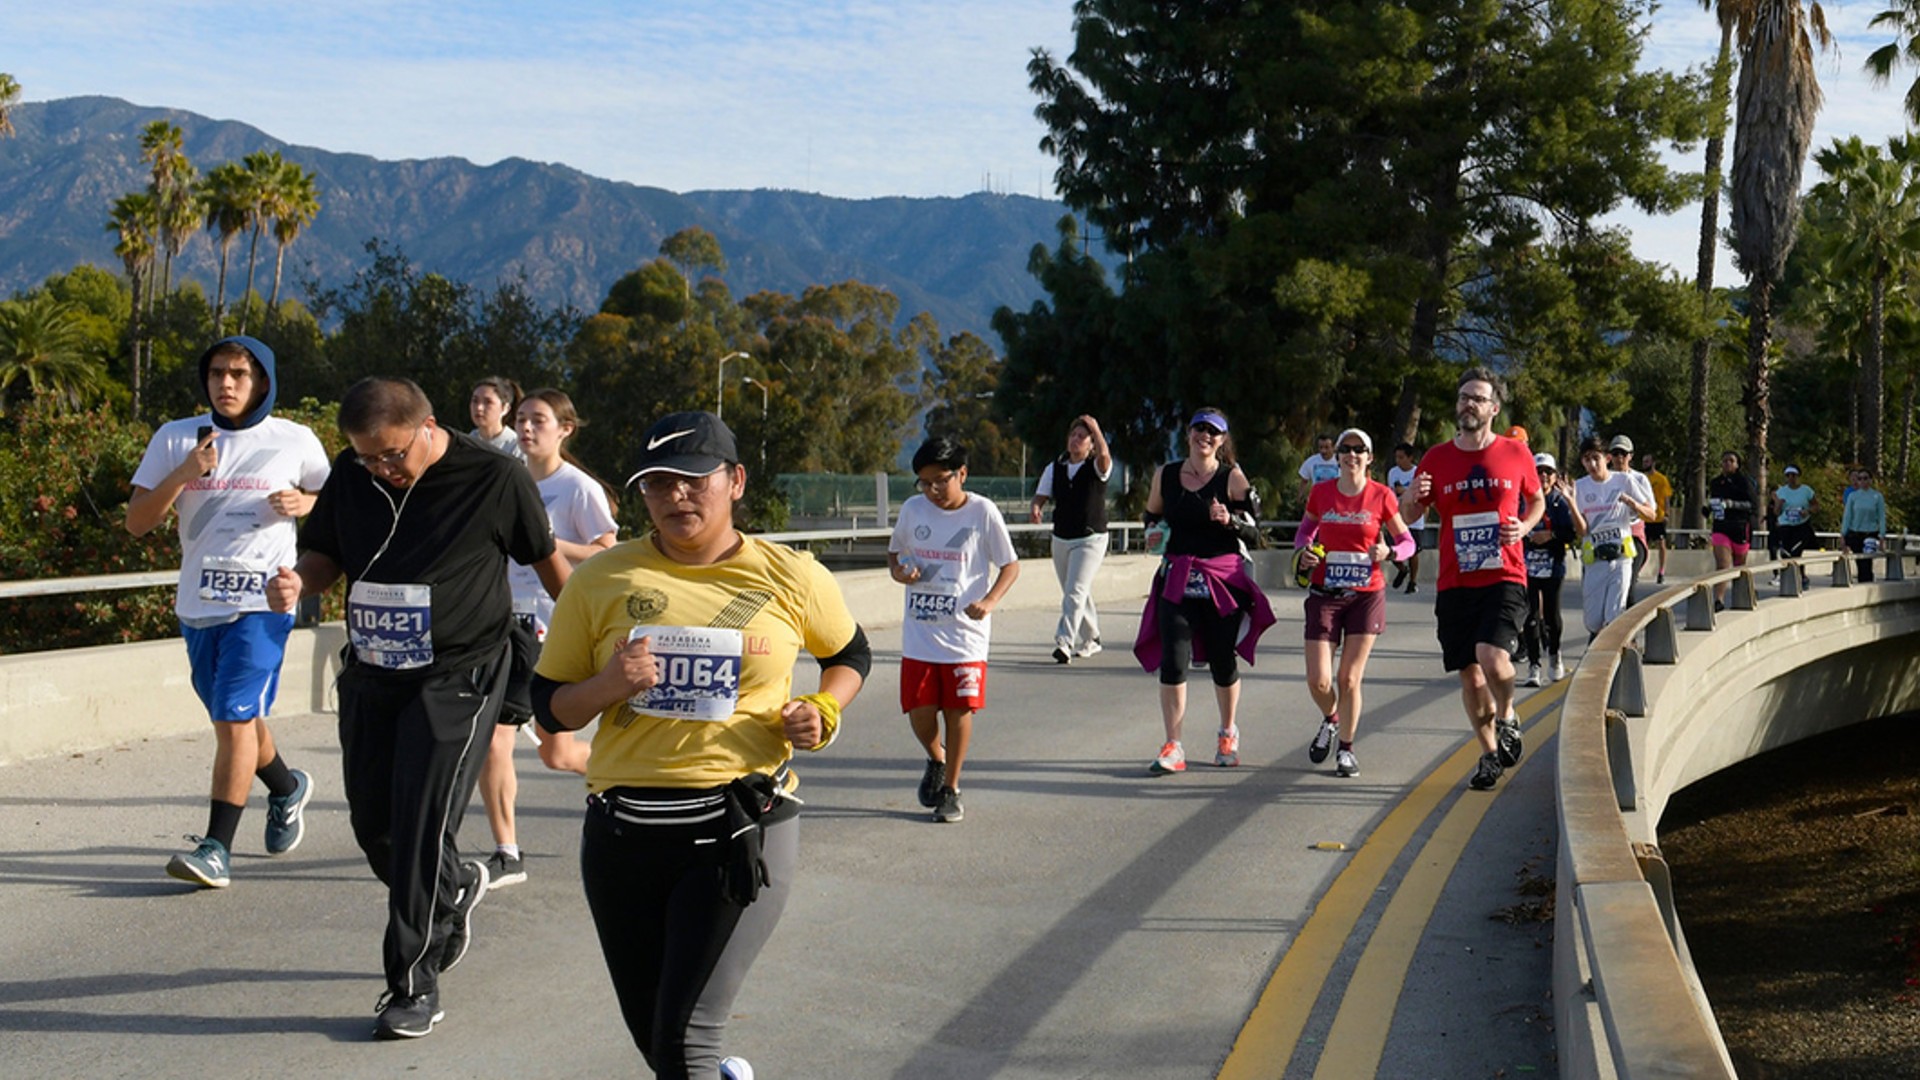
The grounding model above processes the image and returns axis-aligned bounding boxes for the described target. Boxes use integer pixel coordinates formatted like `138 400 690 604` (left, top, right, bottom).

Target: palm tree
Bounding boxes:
268 161 320 311
1807 135 1920 473
1866 1 1920 122
0 73 20 139
1685 0 1752 528
238 150 285 333
107 192 158 419
1729 0 1829 498
199 162 252 336
140 121 198 301
0 294 108 416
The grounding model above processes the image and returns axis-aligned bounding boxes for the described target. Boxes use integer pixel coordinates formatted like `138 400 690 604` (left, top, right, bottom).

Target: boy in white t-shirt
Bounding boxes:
888 437 1020 824
1386 442 1425 593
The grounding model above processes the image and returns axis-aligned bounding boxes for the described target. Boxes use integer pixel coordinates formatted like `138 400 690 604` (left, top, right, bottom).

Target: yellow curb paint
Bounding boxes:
1311 705 1564 1078
1216 681 1569 1080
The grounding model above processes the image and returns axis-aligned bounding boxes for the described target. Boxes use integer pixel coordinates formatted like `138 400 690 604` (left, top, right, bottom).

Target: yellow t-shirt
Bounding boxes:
536 534 858 793
1647 470 1673 523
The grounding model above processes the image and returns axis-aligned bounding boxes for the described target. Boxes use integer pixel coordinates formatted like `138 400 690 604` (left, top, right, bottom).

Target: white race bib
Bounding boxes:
1780 505 1807 526
1525 546 1556 579
1453 511 1503 573
196 555 268 606
628 626 743 722
906 581 961 623
1321 550 1372 590
348 581 434 670
1184 566 1212 599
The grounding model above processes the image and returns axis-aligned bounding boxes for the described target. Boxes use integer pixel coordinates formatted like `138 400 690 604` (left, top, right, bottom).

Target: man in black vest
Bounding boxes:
1029 414 1113 663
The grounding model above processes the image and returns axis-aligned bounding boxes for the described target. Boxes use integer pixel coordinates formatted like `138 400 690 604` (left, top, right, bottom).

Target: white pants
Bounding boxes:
1051 532 1108 653
1582 555 1633 637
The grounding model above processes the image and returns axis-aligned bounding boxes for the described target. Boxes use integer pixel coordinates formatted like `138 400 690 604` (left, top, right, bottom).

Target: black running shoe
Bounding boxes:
1308 719 1338 764
438 858 490 974
1469 751 1504 790
1390 564 1408 591
1496 717 1523 768
1052 647 1072 664
373 989 443 1040
917 759 946 809
934 787 964 823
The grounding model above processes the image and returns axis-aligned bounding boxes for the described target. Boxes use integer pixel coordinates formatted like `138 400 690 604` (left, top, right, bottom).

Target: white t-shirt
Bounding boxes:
1619 467 1653 537
1575 472 1641 550
132 415 332 624
508 462 618 633
1385 464 1424 530
1033 457 1111 498
889 492 1018 663
1298 453 1340 486
471 427 526 461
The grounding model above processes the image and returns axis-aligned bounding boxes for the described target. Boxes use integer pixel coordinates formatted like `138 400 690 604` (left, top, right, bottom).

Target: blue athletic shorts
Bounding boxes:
181 612 296 722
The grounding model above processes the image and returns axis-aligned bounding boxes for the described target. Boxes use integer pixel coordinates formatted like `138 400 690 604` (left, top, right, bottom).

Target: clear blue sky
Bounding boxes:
6 1 1914 280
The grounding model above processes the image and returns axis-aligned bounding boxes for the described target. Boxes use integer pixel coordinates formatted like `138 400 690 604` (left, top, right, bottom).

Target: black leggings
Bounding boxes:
1523 576 1564 664
1157 593 1241 687
580 807 795 1079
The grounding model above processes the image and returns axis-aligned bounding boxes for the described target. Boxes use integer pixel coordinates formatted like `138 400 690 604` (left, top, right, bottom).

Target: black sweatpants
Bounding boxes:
336 643 507 999
580 803 796 1079
1523 575 1564 665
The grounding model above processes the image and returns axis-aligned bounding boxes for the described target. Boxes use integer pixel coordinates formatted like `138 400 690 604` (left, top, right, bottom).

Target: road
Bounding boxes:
0 592 1574 1079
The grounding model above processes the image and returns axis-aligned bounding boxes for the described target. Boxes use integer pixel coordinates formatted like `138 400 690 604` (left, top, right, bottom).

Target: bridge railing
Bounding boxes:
1555 541 1920 1079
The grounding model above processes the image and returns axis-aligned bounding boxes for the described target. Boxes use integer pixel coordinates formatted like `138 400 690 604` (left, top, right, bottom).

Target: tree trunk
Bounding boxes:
1686 21 1735 531
1391 370 1423 448
1865 267 1887 474
1744 276 1774 501
129 269 144 422
269 241 288 312
240 225 263 335
1899 361 1915 483
213 241 231 337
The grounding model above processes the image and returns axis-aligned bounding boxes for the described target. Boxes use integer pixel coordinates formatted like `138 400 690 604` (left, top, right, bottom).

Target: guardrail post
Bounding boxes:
1731 571 1756 610
1606 709 1638 811
1833 554 1855 588
1685 585 1714 630
1632 841 1680 945
1780 560 1804 598
1886 551 1906 583
1644 606 1679 664
1609 648 1647 717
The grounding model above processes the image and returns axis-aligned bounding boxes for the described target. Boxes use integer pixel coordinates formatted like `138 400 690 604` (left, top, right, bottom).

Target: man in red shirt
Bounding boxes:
1399 368 1544 790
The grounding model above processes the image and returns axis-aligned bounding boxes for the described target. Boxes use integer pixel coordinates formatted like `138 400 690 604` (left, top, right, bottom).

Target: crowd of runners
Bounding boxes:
126 335 1891 1078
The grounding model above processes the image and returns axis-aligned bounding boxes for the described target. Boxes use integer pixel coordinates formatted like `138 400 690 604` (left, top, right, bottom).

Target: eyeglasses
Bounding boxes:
1189 425 1223 438
638 469 724 498
1336 444 1368 455
914 471 960 492
354 425 423 471
1457 392 1496 407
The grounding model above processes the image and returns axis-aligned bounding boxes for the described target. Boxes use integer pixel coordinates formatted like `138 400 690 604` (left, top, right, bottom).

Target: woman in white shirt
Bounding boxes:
477 388 618 886
1572 435 1655 640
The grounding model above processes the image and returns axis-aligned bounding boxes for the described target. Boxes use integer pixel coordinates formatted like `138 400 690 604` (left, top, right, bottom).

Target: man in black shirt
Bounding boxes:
267 377 568 1040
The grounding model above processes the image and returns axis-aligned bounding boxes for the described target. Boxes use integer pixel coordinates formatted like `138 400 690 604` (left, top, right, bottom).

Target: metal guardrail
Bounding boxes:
1555 540 1918 1079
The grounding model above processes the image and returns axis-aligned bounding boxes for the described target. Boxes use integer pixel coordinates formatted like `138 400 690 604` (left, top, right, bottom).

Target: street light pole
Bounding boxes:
715 351 749 419
742 376 770 473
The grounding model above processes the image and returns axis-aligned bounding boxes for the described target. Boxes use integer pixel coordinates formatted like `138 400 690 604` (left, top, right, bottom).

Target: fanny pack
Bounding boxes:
590 762 796 907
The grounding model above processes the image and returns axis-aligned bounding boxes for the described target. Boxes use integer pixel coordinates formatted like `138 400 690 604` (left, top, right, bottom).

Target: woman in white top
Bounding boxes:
468 375 525 460
477 387 618 885
1572 435 1655 640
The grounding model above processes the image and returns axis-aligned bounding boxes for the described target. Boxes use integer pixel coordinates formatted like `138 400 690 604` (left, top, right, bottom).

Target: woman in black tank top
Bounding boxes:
1140 407 1259 775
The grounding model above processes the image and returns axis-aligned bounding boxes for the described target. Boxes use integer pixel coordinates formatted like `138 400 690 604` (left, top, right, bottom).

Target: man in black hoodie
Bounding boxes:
128 335 332 889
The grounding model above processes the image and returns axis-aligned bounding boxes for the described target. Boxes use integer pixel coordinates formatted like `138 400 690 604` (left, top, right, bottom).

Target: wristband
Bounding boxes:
794 692 843 751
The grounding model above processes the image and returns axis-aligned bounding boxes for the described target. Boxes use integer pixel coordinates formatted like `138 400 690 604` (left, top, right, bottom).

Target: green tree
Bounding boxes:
199 161 252 336
1729 0 1829 496
0 294 111 416
106 192 158 418
1804 135 1920 473
268 160 319 311
0 73 18 139
923 331 1021 475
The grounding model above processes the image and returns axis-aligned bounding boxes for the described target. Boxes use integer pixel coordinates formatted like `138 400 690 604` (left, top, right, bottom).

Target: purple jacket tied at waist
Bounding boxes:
1132 553 1277 671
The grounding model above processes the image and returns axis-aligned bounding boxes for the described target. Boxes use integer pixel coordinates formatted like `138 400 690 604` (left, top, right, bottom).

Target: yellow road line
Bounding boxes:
1216 681 1568 1080
1311 705 1563 1078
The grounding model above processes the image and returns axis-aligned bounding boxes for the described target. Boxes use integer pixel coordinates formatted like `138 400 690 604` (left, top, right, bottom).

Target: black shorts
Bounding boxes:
1434 582 1527 673
1645 521 1667 543
500 615 540 726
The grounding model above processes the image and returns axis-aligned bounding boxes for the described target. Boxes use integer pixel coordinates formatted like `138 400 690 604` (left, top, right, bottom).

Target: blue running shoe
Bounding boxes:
264 767 313 856
166 835 231 888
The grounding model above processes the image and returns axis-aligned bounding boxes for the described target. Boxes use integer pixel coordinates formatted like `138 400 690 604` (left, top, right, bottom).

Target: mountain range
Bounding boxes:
0 96 1088 342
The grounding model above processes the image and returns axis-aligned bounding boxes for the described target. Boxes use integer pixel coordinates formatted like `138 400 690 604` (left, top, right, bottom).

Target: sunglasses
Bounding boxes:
1336 444 1368 455
1189 425 1223 437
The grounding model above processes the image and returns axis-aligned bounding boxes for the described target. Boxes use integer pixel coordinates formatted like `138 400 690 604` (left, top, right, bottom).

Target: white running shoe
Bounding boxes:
1335 748 1359 777
1551 654 1567 682
1524 664 1541 688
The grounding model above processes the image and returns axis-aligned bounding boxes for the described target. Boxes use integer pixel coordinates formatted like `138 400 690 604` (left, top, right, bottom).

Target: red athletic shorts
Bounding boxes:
899 657 988 713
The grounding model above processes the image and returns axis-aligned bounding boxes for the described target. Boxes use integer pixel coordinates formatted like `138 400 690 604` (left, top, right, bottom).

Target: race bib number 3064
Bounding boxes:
629 626 744 722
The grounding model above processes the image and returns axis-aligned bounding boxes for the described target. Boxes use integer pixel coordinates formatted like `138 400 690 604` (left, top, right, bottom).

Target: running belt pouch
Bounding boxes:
721 773 779 906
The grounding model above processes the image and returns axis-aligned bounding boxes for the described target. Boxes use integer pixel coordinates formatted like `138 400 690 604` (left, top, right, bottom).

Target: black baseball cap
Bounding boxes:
626 411 739 485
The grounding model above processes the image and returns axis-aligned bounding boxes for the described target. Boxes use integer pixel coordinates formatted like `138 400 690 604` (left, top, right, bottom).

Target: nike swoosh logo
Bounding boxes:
647 430 695 451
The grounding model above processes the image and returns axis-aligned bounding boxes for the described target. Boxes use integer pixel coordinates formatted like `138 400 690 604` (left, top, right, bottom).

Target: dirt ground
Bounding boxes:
1659 712 1920 1079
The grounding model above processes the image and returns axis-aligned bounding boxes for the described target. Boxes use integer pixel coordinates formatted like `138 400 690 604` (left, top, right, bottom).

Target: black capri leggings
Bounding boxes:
1523 576 1564 665
1158 593 1241 688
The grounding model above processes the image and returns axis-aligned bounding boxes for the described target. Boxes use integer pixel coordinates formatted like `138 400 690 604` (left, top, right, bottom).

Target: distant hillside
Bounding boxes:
0 96 1090 341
